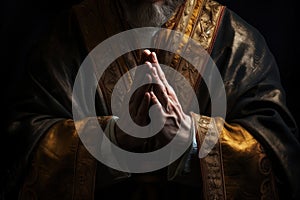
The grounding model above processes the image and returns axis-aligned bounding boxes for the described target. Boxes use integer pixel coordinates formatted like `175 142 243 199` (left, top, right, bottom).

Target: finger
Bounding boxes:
130 60 153 101
130 72 152 106
150 91 164 112
129 73 152 116
143 49 151 56
150 52 179 102
149 65 169 111
131 63 151 89
149 91 168 131
151 91 185 132
150 52 169 87
147 52 181 108
135 92 151 125
140 49 152 64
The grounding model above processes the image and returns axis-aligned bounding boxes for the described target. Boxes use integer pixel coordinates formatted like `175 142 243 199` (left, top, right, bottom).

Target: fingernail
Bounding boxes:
166 105 170 113
151 52 157 62
150 91 155 98
145 61 151 66
144 49 151 55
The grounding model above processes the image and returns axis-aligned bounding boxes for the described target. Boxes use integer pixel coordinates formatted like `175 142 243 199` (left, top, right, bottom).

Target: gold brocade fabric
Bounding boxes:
220 122 279 199
19 117 112 200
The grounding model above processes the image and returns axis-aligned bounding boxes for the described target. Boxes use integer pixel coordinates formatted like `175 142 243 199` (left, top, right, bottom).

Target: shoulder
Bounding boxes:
26 9 86 81
214 6 269 55
212 6 278 82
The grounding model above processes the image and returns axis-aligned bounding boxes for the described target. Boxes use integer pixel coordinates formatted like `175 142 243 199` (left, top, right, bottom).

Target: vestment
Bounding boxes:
3 0 300 199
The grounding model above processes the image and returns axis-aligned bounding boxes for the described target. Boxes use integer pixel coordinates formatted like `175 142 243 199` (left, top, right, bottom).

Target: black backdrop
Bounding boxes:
218 0 299 128
1 0 299 127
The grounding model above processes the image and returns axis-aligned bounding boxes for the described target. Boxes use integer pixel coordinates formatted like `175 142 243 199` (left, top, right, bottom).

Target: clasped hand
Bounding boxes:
115 50 192 152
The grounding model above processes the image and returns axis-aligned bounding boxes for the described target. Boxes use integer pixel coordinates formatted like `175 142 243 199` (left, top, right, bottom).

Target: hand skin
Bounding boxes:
115 49 192 152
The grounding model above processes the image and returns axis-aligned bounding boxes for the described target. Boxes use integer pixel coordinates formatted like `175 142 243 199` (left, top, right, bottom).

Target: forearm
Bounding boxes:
18 116 123 199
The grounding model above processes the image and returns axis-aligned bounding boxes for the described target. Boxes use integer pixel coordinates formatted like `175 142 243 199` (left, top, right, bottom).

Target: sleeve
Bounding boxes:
200 8 300 200
18 116 126 200
192 113 280 199
2 18 127 199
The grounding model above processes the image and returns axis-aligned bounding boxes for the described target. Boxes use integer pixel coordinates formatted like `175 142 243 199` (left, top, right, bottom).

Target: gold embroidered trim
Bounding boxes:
165 0 205 72
191 0 224 52
258 145 279 200
221 123 280 199
163 0 224 68
192 113 226 200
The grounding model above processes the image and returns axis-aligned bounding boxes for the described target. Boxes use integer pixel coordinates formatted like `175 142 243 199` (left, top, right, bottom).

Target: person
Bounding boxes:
2 0 300 199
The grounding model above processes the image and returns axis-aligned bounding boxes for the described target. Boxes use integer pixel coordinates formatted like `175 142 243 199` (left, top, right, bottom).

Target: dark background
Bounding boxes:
218 0 299 127
1 0 299 127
